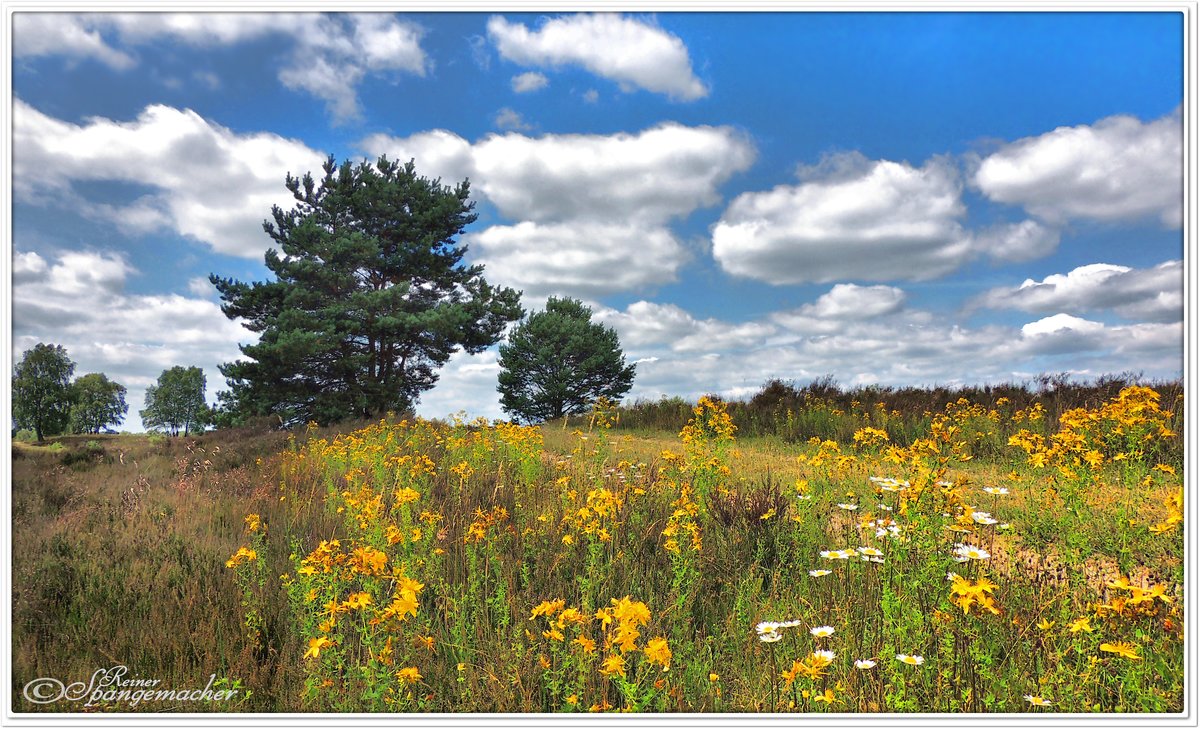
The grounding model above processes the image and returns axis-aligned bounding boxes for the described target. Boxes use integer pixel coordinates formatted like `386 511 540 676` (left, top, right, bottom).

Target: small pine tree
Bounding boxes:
497 297 635 423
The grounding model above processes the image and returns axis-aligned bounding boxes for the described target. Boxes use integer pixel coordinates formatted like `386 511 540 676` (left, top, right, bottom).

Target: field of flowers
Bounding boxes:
223 385 1183 713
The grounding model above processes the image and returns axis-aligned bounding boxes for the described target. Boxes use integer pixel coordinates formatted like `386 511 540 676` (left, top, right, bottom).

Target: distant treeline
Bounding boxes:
590 373 1183 462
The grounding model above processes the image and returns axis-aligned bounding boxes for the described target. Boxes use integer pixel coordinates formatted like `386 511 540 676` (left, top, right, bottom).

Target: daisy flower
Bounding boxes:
756 621 782 635
813 649 835 662
983 487 1009 495
953 544 991 561
971 511 999 525
1024 695 1052 707
810 625 835 638
836 503 858 511
808 569 832 577
854 659 876 669
858 546 884 558
895 654 925 666
759 631 783 643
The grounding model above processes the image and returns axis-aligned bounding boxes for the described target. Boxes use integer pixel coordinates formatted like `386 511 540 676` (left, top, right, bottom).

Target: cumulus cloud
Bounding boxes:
12 13 136 69
12 250 254 431
974 260 1183 323
487 13 708 100
415 350 506 421
12 13 429 123
512 71 549 93
363 123 754 297
607 298 1180 407
712 155 973 284
14 100 327 259
360 128 476 187
796 283 907 319
469 123 755 223
415 284 1182 421
493 107 533 131
467 222 688 298
972 219 1061 263
973 110 1182 227
596 301 776 353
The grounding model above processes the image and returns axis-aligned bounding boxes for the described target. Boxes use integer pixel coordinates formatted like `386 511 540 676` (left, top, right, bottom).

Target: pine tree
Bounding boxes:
211 155 522 425
497 297 635 423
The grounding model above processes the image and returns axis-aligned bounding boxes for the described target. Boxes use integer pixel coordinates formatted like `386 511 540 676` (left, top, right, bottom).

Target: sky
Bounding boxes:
8 10 1186 429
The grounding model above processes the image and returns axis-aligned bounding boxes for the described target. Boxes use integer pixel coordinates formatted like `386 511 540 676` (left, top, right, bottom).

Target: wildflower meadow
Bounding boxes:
215 384 1181 712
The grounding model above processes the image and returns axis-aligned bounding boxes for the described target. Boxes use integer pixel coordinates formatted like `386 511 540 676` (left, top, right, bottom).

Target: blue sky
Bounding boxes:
10 10 1185 429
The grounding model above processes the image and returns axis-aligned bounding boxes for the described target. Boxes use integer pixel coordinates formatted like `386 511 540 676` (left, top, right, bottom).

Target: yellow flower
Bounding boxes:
813 688 838 704
599 654 626 679
611 596 652 626
244 513 262 533
613 622 640 653
225 546 257 569
1068 617 1094 633
709 673 720 683
394 486 421 505
1100 642 1141 660
1036 618 1055 631
343 591 372 610
304 636 333 660
531 599 566 619
395 666 422 684
413 635 435 652
644 637 672 671
574 635 597 653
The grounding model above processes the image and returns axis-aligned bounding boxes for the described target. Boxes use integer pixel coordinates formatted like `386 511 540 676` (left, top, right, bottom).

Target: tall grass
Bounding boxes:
10 385 1183 713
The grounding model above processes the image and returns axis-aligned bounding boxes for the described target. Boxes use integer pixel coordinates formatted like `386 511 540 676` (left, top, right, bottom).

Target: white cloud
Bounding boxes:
512 71 549 93
973 219 1061 263
360 128 476 187
12 13 429 123
797 283 907 320
415 286 1183 420
1020 313 1106 338
596 301 775 353
12 250 254 431
188 277 216 297
712 155 973 284
469 123 755 223
12 13 135 69
493 107 533 131
974 110 1182 227
975 260 1183 323
415 350 506 421
583 89 599 103
14 100 327 259
468 222 688 298
487 13 708 100
362 122 754 298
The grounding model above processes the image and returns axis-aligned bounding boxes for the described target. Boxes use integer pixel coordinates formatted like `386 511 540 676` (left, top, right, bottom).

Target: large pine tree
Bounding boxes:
211 155 522 425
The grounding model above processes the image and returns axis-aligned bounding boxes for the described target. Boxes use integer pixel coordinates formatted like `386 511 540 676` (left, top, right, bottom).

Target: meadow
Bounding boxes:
10 381 1185 713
